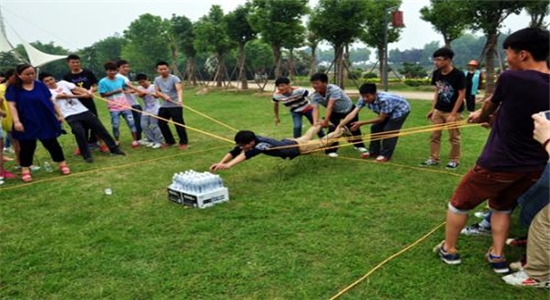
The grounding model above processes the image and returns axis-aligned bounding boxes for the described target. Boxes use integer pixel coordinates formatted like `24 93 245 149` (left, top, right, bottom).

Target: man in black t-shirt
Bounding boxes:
421 48 466 170
62 54 100 147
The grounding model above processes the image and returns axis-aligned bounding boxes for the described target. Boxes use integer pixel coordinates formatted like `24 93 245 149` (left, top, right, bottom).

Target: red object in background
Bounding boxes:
392 10 404 27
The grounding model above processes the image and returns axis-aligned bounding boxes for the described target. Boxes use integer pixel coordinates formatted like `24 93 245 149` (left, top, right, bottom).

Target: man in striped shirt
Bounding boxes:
337 83 410 162
310 73 367 157
272 77 323 138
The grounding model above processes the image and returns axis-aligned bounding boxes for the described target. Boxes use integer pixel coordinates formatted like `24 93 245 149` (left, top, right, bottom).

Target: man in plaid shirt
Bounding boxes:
337 83 410 162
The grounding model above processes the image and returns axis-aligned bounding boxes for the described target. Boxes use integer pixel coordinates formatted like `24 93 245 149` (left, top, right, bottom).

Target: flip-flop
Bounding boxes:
60 165 71 175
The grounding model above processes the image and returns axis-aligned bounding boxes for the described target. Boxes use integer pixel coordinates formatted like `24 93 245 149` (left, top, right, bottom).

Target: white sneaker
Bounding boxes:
137 139 150 146
151 143 162 149
502 270 549 287
354 147 368 153
327 152 339 158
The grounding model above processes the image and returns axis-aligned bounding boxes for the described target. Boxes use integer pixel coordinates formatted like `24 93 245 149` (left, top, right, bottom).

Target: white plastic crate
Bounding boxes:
167 187 229 209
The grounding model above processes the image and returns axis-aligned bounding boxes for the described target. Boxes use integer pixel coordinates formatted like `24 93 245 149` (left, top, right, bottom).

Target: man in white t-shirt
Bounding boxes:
39 73 126 162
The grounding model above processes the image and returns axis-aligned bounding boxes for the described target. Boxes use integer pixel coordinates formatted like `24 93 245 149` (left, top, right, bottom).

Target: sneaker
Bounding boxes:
29 165 41 172
131 141 139 148
506 236 528 247
502 270 549 288
99 144 110 153
509 257 527 272
360 152 371 159
111 148 126 156
138 139 150 146
486 248 510 274
151 143 162 149
179 144 188 151
433 241 461 265
460 223 491 236
0 170 17 179
376 155 389 162
327 152 339 158
3 147 13 153
420 158 439 166
73 148 81 156
446 161 460 169
474 211 490 218
354 147 368 153
84 157 94 163
88 143 99 150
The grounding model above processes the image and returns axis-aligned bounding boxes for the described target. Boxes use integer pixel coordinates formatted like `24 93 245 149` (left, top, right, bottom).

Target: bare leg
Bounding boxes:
443 210 469 253
294 125 323 143
298 127 344 154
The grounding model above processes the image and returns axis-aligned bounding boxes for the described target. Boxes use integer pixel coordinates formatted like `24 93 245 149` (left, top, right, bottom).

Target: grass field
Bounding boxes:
0 88 546 299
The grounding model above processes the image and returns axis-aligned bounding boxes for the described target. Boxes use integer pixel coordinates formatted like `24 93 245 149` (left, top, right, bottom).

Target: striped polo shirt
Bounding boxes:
272 88 311 113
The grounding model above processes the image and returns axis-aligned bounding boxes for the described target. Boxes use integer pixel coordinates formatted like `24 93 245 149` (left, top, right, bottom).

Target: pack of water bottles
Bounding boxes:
167 170 229 209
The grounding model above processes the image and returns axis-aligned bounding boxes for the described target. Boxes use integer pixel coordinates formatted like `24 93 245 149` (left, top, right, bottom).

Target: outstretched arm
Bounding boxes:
210 152 247 172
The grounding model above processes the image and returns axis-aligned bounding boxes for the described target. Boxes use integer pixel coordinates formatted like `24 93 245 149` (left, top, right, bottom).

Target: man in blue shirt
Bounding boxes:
337 83 410 162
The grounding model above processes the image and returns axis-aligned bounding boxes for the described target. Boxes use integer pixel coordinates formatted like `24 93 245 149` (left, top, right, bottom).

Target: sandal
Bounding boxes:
60 165 71 175
21 170 32 182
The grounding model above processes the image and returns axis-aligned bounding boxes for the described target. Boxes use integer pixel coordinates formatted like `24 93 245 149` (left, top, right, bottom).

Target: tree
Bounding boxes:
465 0 523 95
305 29 320 76
361 0 403 88
524 0 549 28
398 62 427 78
248 0 308 79
123 14 171 74
225 4 257 89
244 39 274 76
309 0 370 88
171 15 198 85
194 5 235 87
79 34 127 76
420 0 470 48
421 41 441 65
281 29 305 80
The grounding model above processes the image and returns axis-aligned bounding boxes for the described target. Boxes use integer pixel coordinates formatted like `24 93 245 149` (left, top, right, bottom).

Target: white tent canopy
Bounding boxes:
1 7 67 67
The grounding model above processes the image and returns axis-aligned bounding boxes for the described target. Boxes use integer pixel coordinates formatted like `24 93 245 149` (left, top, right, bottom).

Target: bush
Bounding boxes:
362 72 378 79
404 78 431 87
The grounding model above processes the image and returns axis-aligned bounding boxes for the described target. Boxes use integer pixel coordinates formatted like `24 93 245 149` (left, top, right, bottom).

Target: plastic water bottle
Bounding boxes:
105 188 113 195
43 161 53 172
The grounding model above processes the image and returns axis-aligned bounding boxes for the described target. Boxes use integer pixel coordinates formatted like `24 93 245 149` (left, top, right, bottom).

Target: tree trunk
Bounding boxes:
170 44 182 78
443 35 451 49
288 48 296 81
377 45 385 86
272 44 282 78
185 56 197 86
334 44 345 89
309 44 317 76
216 53 225 88
237 43 248 90
484 33 498 96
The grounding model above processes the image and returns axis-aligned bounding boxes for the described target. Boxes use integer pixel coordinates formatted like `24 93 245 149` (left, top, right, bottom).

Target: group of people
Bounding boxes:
0 55 189 182
210 27 549 288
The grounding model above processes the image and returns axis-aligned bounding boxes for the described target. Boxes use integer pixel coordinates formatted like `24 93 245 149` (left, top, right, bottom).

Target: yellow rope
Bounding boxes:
329 222 446 300
0 145 228 192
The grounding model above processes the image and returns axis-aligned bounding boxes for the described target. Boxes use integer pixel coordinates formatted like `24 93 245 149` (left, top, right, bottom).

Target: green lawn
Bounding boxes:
0 89 546 299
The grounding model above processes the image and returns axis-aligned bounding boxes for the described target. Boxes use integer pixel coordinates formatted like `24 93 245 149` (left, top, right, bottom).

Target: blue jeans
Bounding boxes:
518 163 550 227
291 109 324 138
109 110 136 140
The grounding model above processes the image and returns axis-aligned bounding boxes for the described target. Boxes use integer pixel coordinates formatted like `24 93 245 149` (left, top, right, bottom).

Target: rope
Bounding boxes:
0 145 228 192
328 222 446 300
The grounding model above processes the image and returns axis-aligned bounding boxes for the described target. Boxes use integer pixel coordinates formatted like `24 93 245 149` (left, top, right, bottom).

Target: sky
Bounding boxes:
0 0 543 53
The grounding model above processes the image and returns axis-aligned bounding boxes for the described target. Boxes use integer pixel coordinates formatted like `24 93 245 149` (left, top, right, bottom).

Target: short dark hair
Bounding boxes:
104 61 118 71
156 61 169 68
234 130 257 145
432 48 454 59
38 72 54 81
116 59 129 68
67 54 80 62
310 72 328 83
503 27 549 62
275 77 290 86
359 83 377 95
135 73 148 81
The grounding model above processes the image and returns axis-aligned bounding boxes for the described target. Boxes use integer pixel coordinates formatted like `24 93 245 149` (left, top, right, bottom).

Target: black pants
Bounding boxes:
66 112 119 159
369 112 409 159
466 94 476 112
80 98 99 144
326 106 365 154
158 107 188 145
19 138 65 167
132 104 143 140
